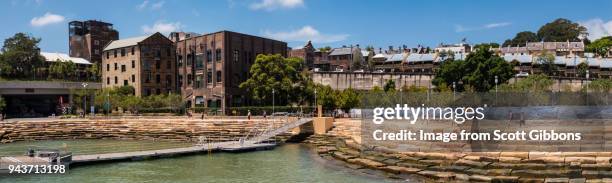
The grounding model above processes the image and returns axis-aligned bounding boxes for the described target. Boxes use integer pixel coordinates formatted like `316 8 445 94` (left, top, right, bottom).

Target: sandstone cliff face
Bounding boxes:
0 118 288 143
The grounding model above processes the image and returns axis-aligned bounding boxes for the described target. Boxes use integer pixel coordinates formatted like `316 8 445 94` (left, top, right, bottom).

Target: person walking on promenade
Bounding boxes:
263 111 267 119
247 110 251 120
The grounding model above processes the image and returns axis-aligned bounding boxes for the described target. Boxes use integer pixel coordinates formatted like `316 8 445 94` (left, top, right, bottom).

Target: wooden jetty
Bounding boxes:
1 118 314 170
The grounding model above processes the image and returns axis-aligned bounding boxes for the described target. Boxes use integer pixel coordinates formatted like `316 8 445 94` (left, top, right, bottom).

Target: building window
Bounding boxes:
132 74 135 83
195 75 203 88
215 49 222 61
216 71 222 82
178 55 183 67
156 89 161 95
94 40 99 45
114 50 117 58
167 48 171 57
121 65 126 72
106 52 109 59
207 70 212 84
94 49 99 55
121 48 126 57
206 50 212 63
178 75 183 87
156 49 161 58
186 54 192 66
166 59 172 69
144 88 150 96
187 74 192 85
233 50 239 62
114 63 117 70
155 60 160 69
124 80 128 86
114 76 118 84
145 71 151 83
144 60 151 70
166 74 172 86
106 64 110 71
131 60 135 68
195 54 204 69
156 74 161 83
106 77 110 84
131 47 135 55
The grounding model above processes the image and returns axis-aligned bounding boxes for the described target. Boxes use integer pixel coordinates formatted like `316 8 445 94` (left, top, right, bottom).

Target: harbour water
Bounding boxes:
0 140 407 183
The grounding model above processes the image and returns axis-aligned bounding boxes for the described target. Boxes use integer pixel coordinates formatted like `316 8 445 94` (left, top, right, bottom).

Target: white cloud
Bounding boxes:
30 12 65 27
456 22 511 32
484 22 511 29
250 0 304 11
151 1 164 10
263 26 348 43
142 21 183 34
137 0 164 10
137 0 149 10
579 18 612 40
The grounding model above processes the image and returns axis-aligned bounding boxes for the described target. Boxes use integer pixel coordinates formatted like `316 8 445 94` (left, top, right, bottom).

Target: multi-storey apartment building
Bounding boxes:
498 41 585 57
288 41 316 69
175 31 287 111
69 20 119 64
102 33 176 96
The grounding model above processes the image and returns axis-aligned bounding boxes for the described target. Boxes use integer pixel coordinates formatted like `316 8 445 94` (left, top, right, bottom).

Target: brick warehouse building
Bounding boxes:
69 20 119 64
174 31 287 112
102 33 176 96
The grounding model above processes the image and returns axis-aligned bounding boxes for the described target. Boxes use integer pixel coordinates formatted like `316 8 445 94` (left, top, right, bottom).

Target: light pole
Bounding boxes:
272 89 275 114
586 70 590 93
314 88 317 109
495 75 498 94
81 83 88 117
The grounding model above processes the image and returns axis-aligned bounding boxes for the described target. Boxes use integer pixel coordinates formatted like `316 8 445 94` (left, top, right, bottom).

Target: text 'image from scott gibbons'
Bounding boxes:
362 92 611 152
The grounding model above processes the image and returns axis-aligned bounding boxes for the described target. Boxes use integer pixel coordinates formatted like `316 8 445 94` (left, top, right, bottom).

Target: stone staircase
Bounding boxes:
307 135 612 183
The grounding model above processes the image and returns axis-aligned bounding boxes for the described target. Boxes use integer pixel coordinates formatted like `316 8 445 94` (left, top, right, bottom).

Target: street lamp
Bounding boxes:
272 89 275 114
314 88 317 108
495 75 498 94
586 70 590 94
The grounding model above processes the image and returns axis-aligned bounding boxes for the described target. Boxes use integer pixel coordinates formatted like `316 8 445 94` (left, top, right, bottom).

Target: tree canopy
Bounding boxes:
587 36 612 57
502 18 588 47
240 54 312 106
537 18 587 42
432 49 514 92
0 33 45 78
503 31 539 47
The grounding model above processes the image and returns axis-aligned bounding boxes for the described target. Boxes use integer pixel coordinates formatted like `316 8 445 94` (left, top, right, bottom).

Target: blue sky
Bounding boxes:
1 0 611 53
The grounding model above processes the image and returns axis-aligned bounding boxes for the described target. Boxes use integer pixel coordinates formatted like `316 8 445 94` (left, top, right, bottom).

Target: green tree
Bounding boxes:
503 31 539 47
116 85 136 95
336 88 361 111
586 36 612 57
537 18 587 42
586 79 612 92
240 54 311 106
535 52 558 76
88 63 101 81
315 84 337 110
383 79 396 92
499 74 553 92
319 46 332 52
0 33 45 79
432 49 514 92
577 62 589 78
474 43 500 50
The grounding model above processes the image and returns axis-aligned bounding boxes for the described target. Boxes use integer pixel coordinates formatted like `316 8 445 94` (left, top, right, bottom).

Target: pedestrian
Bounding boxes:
247 110 251 120
263 110 267 119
